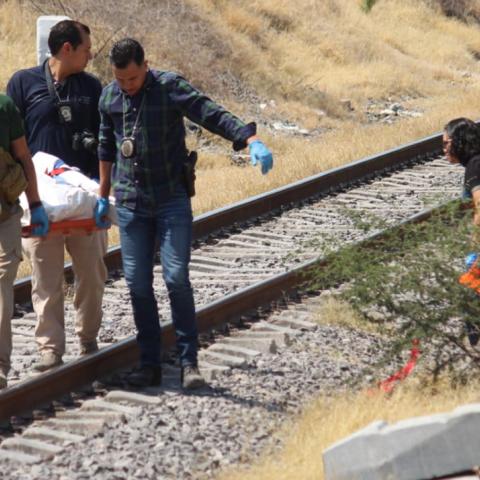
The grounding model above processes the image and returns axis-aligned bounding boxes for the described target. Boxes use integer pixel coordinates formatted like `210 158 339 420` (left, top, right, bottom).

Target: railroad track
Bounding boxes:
0 131 469 469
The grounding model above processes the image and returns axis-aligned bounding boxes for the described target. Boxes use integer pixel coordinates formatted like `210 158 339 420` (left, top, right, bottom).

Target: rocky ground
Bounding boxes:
2 295 385 479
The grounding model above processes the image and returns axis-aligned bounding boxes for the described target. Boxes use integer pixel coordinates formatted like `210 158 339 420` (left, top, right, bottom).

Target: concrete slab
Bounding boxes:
105 390 162 406
80 399 139 415
209 343 261 359
1 437 63 458
440 476 478 479
241 329 292 346
0 448 41 464
220 336 277 354
251 321 301 336
56 410 124 422
39 418 105 435
323 404 480 480
272 315 317 330
198 349 246 367
22 427 85 444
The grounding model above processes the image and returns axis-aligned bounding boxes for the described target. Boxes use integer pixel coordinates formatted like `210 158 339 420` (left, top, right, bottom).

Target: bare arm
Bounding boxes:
473 189 480 226
10 135 41 205
98 160 113 198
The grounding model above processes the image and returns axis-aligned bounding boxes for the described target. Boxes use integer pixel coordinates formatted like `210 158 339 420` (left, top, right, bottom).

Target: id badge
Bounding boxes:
121 137 136 158
57 101 73 125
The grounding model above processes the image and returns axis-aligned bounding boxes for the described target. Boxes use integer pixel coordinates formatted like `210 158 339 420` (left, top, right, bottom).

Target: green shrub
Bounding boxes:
308 202 480 383
361 0 378 13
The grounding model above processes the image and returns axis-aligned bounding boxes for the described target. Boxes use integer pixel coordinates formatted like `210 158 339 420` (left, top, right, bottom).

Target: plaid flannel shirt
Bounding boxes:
98 70 256 208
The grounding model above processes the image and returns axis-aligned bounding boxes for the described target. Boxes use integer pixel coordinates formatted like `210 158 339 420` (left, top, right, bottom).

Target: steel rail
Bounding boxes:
0 198 460 423
12 132 442 304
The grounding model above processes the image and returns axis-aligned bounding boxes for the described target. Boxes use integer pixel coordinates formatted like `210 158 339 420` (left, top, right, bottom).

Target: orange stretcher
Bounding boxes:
22 218 107 238
459 264 480 294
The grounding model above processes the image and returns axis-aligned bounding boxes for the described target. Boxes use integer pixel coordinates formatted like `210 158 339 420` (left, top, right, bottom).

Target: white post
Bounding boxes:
36 15 70 65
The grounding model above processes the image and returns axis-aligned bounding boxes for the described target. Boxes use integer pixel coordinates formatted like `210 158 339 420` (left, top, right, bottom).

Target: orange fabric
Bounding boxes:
459 265 480 294
378 339 421 393
47 167 70 177
22 218 104 237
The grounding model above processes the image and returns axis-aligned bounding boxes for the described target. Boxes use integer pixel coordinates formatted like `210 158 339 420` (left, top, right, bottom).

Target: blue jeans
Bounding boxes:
116 187 198 367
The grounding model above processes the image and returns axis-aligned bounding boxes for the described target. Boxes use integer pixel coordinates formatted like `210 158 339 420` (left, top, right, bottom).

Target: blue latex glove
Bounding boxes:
249 140 273 175
94 197 111 228
462 187 472 201
30 204 49 236
465 252 478 270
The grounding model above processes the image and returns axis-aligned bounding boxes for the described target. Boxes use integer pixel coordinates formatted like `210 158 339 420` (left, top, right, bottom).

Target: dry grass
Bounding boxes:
0 1 37 88
192 86 480 215
16 86 480 278
190 0 480 106
217 380 480 480
3 0 480 275
312 295 378 333
435 0 480 22
3 0 480 219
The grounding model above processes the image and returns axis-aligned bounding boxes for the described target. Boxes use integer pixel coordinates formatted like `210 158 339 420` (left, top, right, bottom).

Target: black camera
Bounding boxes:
72 130 98 154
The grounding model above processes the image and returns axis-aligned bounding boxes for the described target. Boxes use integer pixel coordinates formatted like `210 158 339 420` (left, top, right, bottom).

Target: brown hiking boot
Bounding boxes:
126 366 162 388
32 351 63 372
80 340 99 355
181 365 206 390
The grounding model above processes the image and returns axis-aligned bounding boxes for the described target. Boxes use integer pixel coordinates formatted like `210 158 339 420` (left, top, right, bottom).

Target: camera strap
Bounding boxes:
44 60 57 101
44 61 71 105
122 92 146 138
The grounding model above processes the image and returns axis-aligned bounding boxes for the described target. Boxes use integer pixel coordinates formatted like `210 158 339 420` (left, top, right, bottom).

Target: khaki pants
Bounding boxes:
0 205 22 375
23 231 108 357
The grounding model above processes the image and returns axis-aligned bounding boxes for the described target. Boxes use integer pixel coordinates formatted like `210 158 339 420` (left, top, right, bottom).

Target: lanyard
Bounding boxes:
44 61 71 103
122 93 146 138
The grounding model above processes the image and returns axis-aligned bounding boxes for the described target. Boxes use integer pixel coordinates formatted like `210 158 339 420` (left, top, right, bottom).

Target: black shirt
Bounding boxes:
7 61 102 178
464 155 480 199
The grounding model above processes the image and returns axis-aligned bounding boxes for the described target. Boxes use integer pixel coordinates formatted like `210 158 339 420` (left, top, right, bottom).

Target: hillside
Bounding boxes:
2 0 480 213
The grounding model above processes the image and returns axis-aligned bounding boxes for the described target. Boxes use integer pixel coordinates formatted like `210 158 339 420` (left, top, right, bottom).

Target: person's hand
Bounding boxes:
465 252 478 270
30 203 49 236
94 197 111 228
249 140 273 175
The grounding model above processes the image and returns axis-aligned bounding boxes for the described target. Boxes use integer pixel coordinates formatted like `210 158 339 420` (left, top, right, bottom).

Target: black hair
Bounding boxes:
444 117 480 166
109 38 145 69
48 20 90 56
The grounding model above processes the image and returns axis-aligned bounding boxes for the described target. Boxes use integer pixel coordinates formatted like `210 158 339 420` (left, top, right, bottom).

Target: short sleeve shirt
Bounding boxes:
0 94 24 151
464 155 480 199
7 62 102 178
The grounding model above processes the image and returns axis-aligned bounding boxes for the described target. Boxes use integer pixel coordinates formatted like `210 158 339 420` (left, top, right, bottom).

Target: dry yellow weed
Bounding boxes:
218 380 480 480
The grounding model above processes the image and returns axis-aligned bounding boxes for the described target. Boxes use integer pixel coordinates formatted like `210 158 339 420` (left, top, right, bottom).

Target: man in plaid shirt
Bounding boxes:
96 38 273 389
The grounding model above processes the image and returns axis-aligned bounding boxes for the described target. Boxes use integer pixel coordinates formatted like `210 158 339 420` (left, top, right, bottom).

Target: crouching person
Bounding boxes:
0 93 48 389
